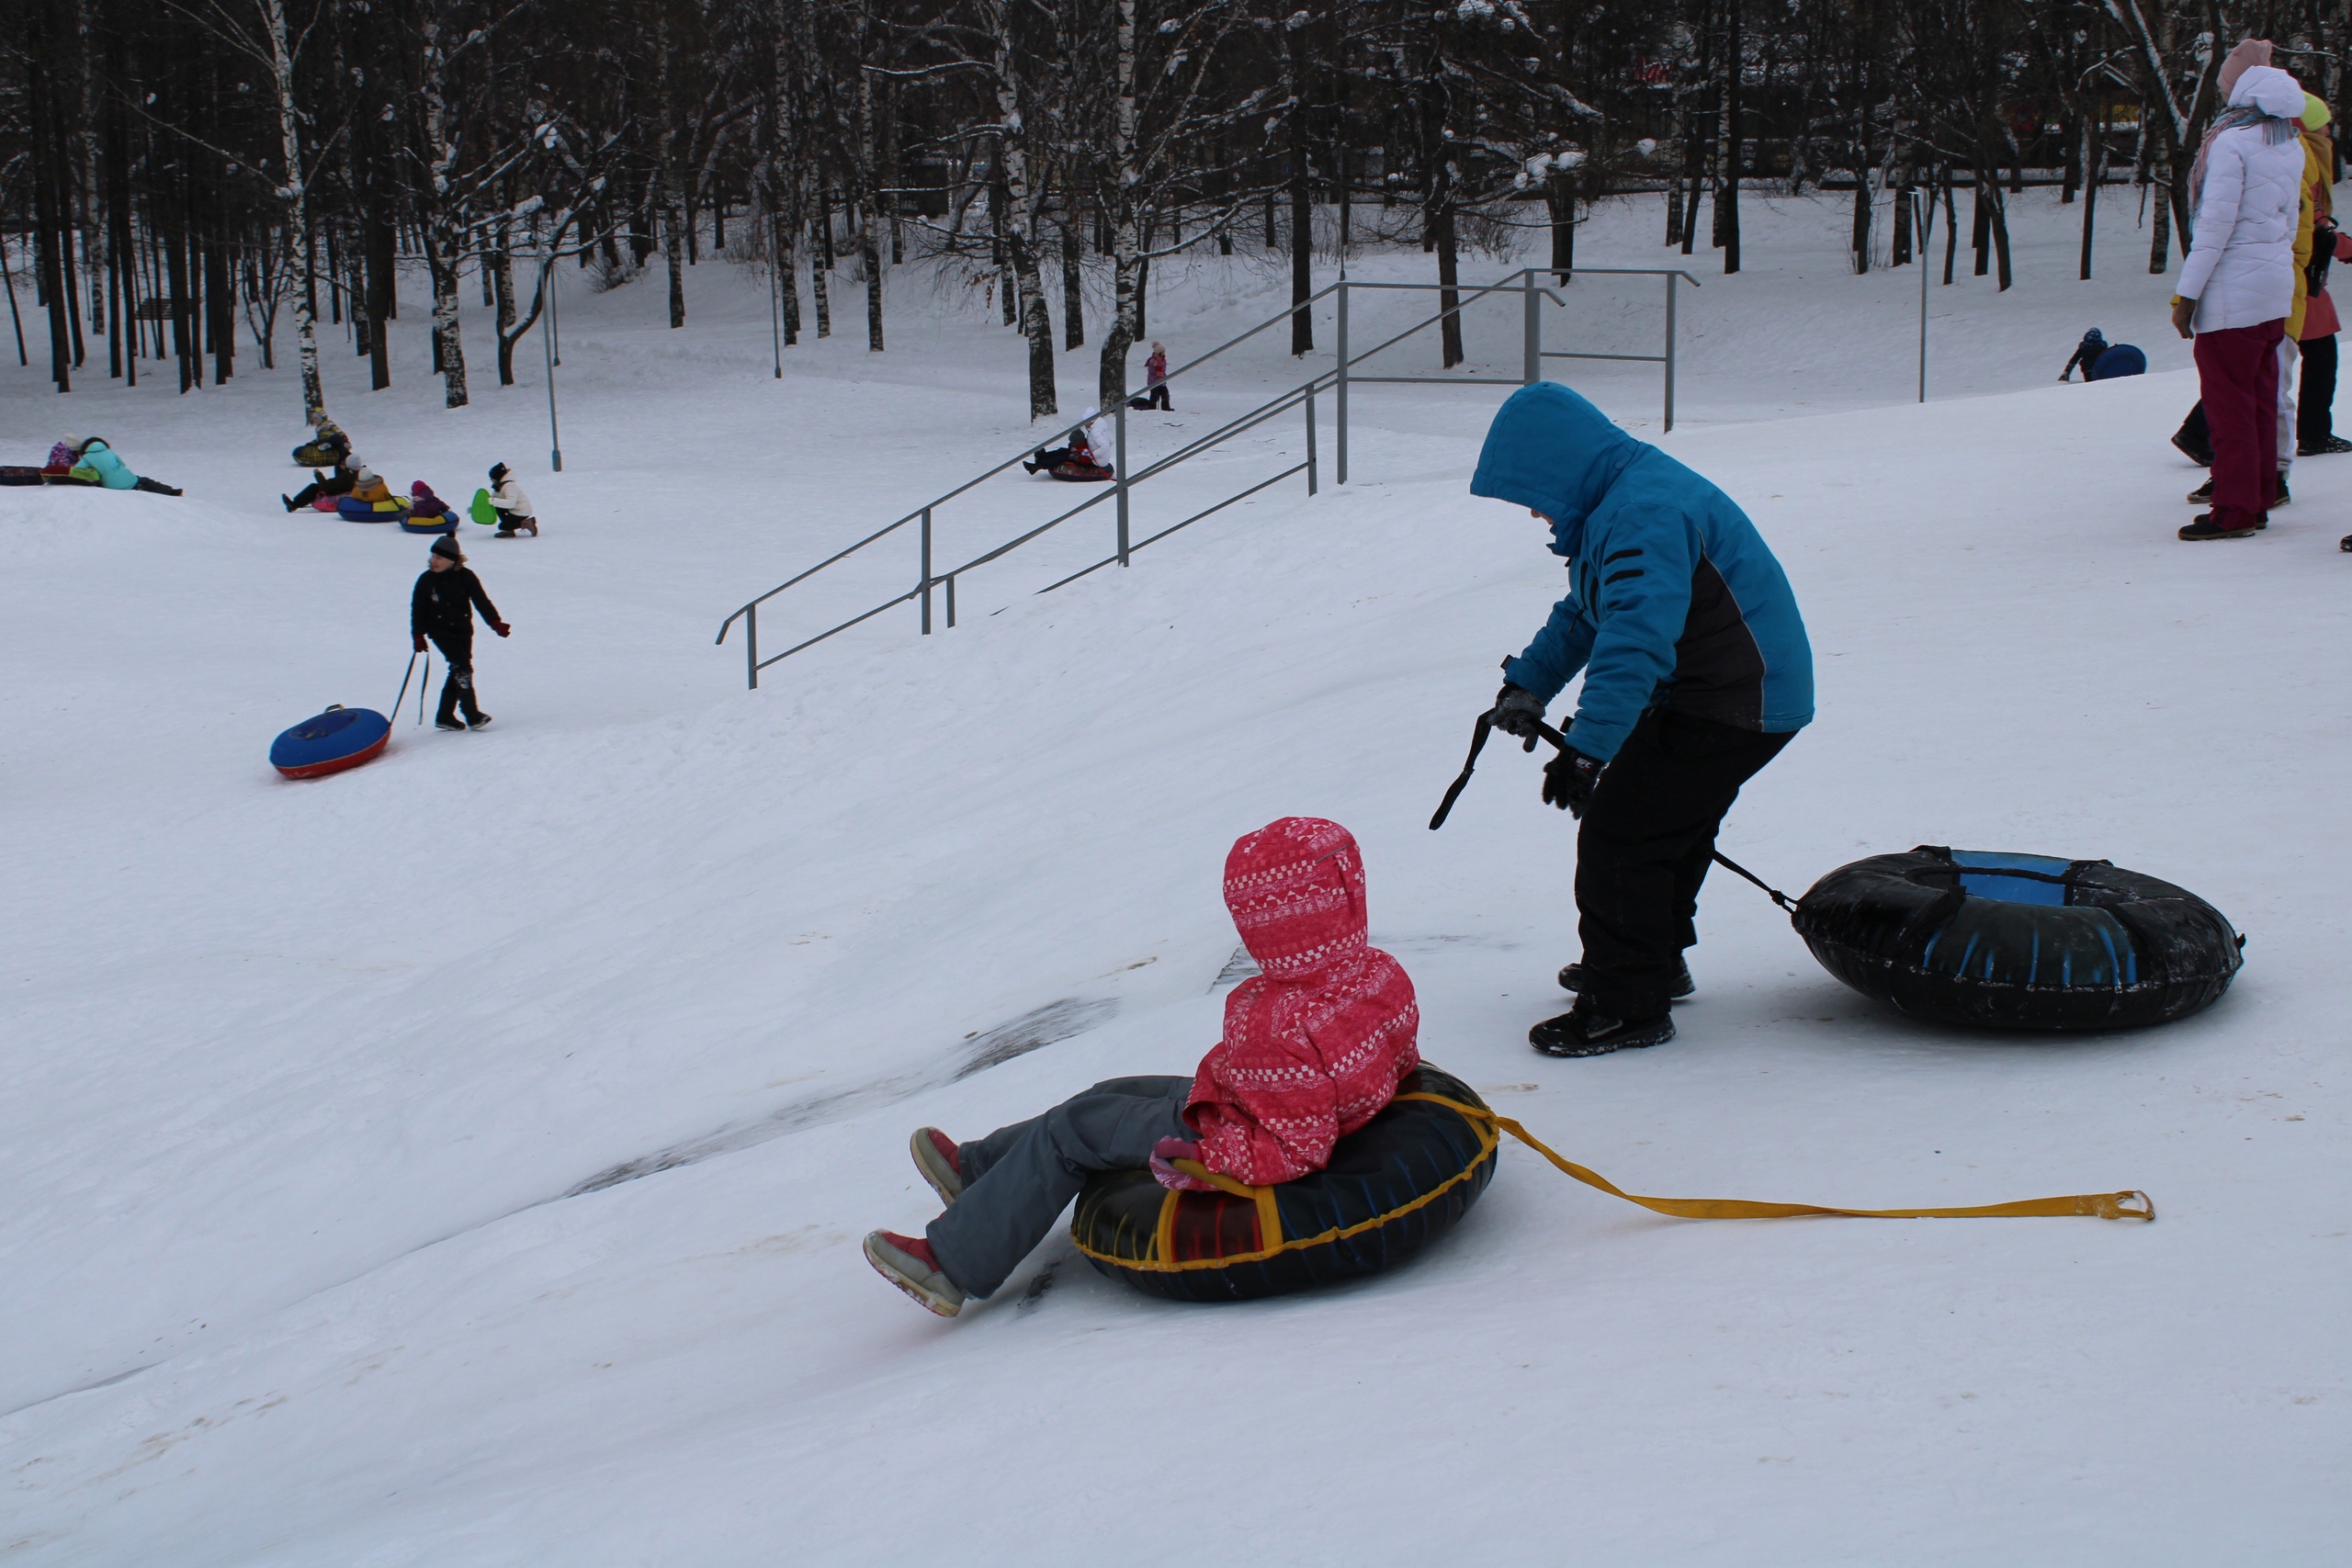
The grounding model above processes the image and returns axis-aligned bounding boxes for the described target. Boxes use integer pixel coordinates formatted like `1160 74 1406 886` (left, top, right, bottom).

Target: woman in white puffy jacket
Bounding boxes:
2171 49 2311 539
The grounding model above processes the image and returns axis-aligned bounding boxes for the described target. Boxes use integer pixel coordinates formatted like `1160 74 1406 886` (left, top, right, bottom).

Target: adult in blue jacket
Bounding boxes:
65 436 182 496
1471 383 1812 1056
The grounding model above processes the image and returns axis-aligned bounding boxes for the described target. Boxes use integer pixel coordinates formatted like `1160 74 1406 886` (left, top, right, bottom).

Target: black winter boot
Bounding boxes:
1530 998 1676 1058
2171 422 2213 468
1559 956 1694 1000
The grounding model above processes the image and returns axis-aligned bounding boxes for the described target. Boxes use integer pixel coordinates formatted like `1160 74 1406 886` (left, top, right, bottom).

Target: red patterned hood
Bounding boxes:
1188 818 1420 1186
1224 817 1369 980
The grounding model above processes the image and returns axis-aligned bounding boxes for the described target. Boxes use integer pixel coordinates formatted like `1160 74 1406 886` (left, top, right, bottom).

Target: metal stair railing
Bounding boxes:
717 265 1697 688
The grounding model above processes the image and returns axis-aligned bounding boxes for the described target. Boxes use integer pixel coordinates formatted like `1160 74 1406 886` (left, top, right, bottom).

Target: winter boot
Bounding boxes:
910 1127 963 1203
2274 477 2290 507
1530 998 1676 1058
1558 956 1693 1001
2177 513 2259 541
467 714 494 731
864 1230 965 1317
2340 535 2352 552
436 717 469 731
2170 423 2214 468
281 494 298 513
2298 434 2351 457
2186 477 2212 504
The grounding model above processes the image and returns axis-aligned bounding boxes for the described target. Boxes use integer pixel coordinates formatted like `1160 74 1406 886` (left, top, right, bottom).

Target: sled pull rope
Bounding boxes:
1428 708 1801 912
1397 1093 2155 1224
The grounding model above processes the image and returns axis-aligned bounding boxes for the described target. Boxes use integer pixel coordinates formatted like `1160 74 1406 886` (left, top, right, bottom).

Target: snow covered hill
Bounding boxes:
3 192 2346 1563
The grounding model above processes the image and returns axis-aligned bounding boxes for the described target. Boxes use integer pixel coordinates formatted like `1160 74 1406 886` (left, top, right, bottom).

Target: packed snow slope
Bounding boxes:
3 192 2346 1564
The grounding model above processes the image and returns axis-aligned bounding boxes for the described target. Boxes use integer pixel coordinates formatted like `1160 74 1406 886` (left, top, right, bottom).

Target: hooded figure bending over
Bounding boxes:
1472 383 1812 1057
865 817 1419 1317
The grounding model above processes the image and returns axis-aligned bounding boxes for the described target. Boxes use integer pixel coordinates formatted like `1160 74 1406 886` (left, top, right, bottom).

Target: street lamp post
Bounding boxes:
542 244 564 472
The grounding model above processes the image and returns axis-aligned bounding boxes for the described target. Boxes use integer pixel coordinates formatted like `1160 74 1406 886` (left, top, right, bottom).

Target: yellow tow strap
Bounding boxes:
1168 1090 2154 1234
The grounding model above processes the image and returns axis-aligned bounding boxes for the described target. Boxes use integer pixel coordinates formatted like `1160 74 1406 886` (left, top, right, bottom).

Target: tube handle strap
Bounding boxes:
1394 1092 2154 1224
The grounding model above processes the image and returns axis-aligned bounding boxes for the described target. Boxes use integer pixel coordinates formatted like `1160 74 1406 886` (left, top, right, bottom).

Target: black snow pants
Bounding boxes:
2298 333 2337 450
428 631 482 724
1574 707 1792 1021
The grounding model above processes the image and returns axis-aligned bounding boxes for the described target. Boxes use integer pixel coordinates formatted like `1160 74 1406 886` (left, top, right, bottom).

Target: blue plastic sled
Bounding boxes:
2090 344 2146 380
271 705 391 779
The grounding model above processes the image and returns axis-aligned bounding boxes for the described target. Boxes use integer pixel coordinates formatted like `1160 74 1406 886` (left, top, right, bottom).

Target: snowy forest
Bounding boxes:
1 0 2345 416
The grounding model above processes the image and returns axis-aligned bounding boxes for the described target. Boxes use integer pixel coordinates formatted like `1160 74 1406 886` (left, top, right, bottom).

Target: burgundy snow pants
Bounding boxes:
2192 319 2286 529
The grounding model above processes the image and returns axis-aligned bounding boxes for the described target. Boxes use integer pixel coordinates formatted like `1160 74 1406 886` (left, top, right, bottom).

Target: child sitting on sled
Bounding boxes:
864 817 1420 1317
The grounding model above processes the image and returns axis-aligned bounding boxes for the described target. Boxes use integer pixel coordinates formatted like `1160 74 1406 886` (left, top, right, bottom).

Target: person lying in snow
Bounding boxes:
864 816 1419 1317
62 436 182 495
1022 411 1114 478
285 457 364 511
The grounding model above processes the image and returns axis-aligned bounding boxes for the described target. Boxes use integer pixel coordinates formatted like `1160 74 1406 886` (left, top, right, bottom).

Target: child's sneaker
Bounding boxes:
910 1127 963 1202
864 1231 964 1317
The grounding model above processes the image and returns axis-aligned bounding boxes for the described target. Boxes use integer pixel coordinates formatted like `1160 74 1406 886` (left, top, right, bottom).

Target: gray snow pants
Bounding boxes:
925 1075 1193 1300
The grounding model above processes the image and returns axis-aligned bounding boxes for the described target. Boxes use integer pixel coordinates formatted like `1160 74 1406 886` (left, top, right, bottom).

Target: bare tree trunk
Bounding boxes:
855 19 884 353
1061 213 1083 349
810 209 831 336
1435 195 1463 368
661 9 687 329
1713 0 1742 275
266 0 322 414
982 0 1055 413
420 16 468 408
1095 0 1140 411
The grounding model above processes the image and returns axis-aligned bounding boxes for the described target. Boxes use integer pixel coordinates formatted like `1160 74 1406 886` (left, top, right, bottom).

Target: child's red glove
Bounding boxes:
413 633 426 652
1149 1137 1217 1191
492 621 511 637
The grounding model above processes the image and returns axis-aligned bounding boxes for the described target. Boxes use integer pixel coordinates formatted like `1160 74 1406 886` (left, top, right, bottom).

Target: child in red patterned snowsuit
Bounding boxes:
864 817 1420 1316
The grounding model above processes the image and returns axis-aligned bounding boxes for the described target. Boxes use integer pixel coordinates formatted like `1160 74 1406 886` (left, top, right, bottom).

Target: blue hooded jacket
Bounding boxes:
1471 384 1813 762
76 439 139 491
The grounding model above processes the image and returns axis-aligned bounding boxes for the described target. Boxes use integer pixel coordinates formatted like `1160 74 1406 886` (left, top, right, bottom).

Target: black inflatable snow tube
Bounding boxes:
1070 1065 1498 1303
1792 846 2243 1031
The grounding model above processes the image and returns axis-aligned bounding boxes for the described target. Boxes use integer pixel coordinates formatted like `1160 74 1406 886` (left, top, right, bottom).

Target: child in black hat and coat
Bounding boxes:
413 535 510 730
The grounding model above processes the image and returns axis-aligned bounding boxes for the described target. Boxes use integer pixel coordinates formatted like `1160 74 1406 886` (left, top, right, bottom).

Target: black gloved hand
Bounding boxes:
1488 683 1547 750
1542 745 1604 817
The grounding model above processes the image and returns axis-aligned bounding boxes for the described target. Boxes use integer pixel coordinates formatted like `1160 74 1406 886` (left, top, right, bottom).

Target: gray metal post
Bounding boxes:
920 507 933 633
1306 389 1317 495
1114 405 1130 566
1662 273 1679 433
1916 192 1930 404
746 604 759 689
770 248 784 379
1335 280 1349 485
945 575 956 628
543 251 564 471
1522 269 1540 385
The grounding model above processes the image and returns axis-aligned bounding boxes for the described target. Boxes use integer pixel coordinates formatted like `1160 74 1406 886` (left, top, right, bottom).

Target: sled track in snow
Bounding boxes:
0 998 1119 1422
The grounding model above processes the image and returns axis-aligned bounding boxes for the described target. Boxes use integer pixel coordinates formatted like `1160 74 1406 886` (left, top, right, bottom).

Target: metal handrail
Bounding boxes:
718 265 1695 687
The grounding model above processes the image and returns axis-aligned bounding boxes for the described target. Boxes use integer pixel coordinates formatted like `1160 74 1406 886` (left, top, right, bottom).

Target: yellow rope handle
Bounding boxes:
1150 1089 2152 1260
1452 1098 2154 1223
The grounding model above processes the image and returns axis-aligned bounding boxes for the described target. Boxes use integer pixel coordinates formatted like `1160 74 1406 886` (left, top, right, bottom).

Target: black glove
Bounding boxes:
1542 745 1604 817
1487 683 1547 749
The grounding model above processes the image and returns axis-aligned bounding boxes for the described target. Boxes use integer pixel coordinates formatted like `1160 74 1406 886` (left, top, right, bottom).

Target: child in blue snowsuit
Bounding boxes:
1471 384 1812 1057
